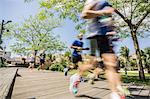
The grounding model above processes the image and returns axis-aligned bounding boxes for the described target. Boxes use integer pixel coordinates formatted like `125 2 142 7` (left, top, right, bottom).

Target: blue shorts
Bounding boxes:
40 59 45 64
100 26 114 35
87 26 114 39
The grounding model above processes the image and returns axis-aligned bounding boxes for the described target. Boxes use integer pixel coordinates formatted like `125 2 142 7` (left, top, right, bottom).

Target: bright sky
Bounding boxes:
1 0 150 56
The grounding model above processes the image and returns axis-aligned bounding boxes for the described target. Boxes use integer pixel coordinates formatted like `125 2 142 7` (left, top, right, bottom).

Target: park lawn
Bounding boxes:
68 70 150 85
120 71 150 85
120 71 150 77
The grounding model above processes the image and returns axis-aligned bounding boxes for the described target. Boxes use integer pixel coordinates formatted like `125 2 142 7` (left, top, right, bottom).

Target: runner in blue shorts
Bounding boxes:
69 0 130 98
64 33 89 76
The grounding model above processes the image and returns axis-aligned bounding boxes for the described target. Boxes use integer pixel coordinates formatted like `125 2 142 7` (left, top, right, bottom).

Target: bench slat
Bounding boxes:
0 68 18 99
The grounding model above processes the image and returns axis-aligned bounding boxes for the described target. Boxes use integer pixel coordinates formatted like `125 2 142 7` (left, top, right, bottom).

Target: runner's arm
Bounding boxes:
71 46 83 50
71 46 89 51
81 3 114 19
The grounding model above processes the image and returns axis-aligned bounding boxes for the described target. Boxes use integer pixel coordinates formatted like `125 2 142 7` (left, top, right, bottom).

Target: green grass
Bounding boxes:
120 71 150 77
120 71 150 85
68 70 150 85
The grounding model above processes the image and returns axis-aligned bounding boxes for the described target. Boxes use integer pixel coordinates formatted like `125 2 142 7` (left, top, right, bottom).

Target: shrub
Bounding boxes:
49 62 65 72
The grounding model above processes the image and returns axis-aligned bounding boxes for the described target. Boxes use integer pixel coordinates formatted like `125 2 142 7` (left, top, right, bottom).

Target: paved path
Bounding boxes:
12 68 150 99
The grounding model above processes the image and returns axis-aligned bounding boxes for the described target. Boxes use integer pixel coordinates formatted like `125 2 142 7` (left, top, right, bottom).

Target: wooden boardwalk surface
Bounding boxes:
11 68 150 99
0 68 18 99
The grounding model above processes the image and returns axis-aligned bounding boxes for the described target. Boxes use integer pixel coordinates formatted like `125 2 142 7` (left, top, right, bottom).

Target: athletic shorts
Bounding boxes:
40 59 45 65
88 35 118 69
72 55 82 64
30 61 34 63
89 35 118 56
87 26 115 39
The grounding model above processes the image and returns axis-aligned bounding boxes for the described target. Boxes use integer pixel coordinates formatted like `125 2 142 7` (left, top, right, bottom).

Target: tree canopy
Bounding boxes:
37 0 150 36
3 15 66 56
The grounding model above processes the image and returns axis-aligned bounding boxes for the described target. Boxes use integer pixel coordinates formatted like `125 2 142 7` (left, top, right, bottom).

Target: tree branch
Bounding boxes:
115 9 132 28
130 0 134 21
135 11 150 30
122 0 127 17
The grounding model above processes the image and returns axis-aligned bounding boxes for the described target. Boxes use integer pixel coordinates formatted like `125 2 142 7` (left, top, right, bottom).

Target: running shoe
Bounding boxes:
69 74 80 94
110 92 126 99
64 68 69 76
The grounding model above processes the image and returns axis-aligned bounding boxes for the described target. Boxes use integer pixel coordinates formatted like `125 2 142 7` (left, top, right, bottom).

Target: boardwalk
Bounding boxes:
11 68 150 99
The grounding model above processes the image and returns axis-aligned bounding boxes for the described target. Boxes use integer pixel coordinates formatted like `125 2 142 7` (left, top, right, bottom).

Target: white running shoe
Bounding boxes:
64 68 69 76
69 74 80 94
110 92 126 99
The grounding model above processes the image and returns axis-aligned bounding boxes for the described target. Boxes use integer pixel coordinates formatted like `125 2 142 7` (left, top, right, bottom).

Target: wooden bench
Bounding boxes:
0 68 18 99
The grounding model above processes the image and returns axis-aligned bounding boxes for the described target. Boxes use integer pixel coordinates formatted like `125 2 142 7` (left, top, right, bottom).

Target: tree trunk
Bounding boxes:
148 65 150 74
115 9 147 80
125 60 128 77
145 59 150 74
130 30 145 80
34 53 36 67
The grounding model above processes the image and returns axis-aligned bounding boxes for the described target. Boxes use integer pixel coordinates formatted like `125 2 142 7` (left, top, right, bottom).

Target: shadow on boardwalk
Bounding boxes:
76 95 101 99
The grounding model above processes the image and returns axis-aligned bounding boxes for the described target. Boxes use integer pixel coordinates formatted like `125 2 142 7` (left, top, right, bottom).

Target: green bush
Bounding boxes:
49 62 65 72
49 55 72 72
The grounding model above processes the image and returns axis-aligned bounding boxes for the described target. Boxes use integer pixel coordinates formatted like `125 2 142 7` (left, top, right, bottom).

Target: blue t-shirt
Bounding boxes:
86 0 114 35
72 40 83 57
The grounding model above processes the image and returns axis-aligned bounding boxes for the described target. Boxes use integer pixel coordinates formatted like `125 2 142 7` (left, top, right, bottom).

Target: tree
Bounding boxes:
3 15 66 56
37 0 86 32
120 46 130 76
142 47 150 73
110 0 150 80
129 58 137 70
27 0 150 80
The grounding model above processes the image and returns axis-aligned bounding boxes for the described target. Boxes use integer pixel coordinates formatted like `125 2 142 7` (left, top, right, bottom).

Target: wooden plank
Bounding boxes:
138 86 150 96
37 80 108 99
12 68 150 99
41 82 108 99
0 68 18 99
129 85 145 95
